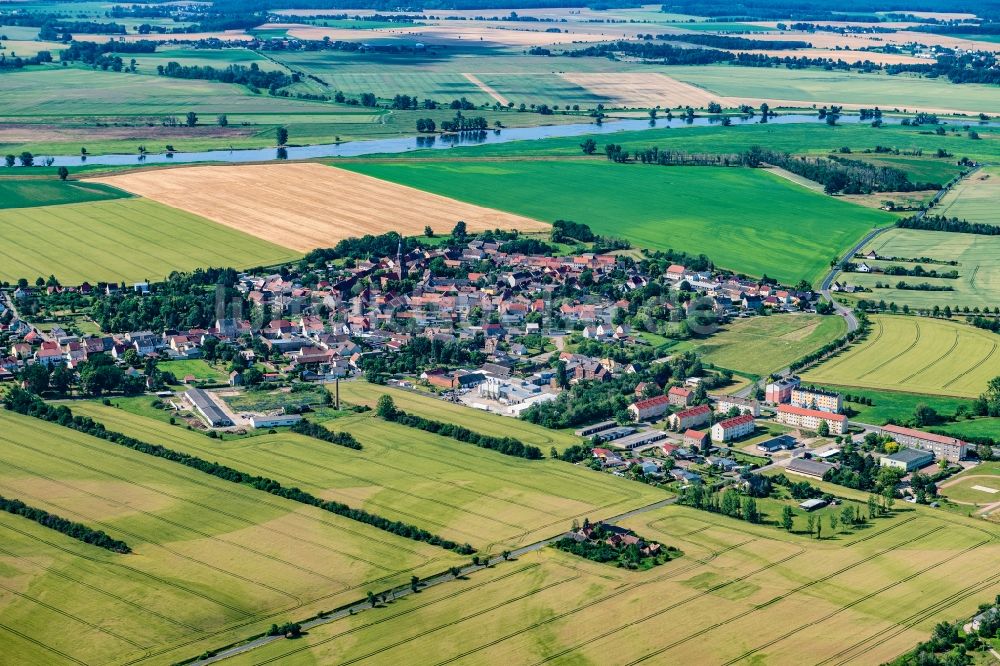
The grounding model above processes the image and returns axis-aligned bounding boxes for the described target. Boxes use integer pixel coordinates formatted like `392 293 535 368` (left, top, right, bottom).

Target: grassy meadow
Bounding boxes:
0 198 299 284
0 179 128 208
671 314 846 377
802 315 1000 398
339 159 895 285
847 227 1000 309
936 166 1000 225
0 409 461 665
224 504 1000 666
70 401 663 551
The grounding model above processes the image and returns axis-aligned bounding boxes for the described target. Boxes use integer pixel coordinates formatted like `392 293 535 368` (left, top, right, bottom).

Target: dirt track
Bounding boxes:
86 163 548 252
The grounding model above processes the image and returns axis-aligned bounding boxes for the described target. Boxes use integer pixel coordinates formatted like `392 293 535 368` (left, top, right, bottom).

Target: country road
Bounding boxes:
192 494 677 665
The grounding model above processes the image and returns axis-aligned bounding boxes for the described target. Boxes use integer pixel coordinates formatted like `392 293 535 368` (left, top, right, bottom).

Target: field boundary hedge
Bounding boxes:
0 494 131 554
3 389 474 554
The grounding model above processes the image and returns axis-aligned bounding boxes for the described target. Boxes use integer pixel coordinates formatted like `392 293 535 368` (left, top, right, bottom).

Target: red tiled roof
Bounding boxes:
632 394 670 409
717 414 755 429
676 404 711 418
882 424 965 446
777 404 847 421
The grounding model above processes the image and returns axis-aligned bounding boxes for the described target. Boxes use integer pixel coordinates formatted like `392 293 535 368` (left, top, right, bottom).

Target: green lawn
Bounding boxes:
336 381 582 452
70 402 663 551
158 359 230 383
671 314 847 376
0 409 459 665
847 227 1000 309
0 179 128 208
339 159 895 285
0 197 300 284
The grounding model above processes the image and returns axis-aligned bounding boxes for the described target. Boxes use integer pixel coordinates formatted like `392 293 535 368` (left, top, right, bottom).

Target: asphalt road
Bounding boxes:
192 495 677 665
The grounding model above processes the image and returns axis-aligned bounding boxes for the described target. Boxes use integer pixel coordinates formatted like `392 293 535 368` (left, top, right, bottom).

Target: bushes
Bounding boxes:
3 388 472 555
290 419 362 450
0 494 130 554
376 396 542 459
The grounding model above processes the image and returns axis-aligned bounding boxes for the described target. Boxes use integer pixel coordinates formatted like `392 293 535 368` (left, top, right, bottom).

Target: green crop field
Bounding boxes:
846 227 1000 309
0 198 300 284
158 359 231 383
671 314 846 376
936 166 1000 225
802 315 1000 398
0 409 460 665
338 159 895 285
224 504 1000 666
336 381 582 452
664 65 1000 114
0 179 128 209
70 402 663 551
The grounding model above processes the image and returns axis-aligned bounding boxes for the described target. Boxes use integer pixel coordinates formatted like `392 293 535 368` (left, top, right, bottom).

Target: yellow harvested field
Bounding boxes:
463 72 510 105
742 48 927 65
749 29 1000 53
72 30 253 43
86 163 548 252
561 72 723 108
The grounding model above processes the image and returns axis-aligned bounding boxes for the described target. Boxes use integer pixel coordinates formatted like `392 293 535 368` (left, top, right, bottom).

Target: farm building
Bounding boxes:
879 425 968 462
880 448 934 472
711 394 761 417
668 404 712 431
799 498 828 511
790 387 843 413
711 414 756 442
183 388 233 428
628 394 672 421
786 457 836 480
250 414 303 429
776 404 848 434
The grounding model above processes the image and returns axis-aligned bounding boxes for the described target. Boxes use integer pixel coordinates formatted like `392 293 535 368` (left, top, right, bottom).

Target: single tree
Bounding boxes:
57 166 69 181
276 126 288 146
185 111 198 127
781 505 794 532
217 114 228 127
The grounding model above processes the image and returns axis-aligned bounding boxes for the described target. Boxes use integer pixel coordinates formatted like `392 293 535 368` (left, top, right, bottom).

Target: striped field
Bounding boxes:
0 198 300 284
802 315 999 398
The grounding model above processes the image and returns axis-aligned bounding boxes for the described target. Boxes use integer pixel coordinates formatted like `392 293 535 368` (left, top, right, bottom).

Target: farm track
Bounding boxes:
857 320 921 379
898 329 959 385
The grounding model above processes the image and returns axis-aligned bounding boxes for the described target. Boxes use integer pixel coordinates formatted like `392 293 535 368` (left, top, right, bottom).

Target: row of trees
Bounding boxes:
289 419 362 450
375 395 543 459
897 214 1000 236
0 494 131 553
3 388 473 554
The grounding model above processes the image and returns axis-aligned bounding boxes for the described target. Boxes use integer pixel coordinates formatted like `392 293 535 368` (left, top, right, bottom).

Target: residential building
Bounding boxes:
628 394 671 421
667 386 692 407
880 448 935 472
711 394 761 417
775 404 848 434
683 429 709 450
791 387 843 413
711 413 755 442
765 375 801 404
879 424 968 462
668 404 712 431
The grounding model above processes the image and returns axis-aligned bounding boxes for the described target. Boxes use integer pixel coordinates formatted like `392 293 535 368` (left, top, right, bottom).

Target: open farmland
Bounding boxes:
847 227 1000 309
936 166 1000 225
339 159 895 285
672 314 846 377
664 66 1000 114
70 402 663 551
560 72 723 108
802 315 1000 398
88 163 549 252
0 409 461 665
336 381 581 452
0 198 299 284
223 504 1000 666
